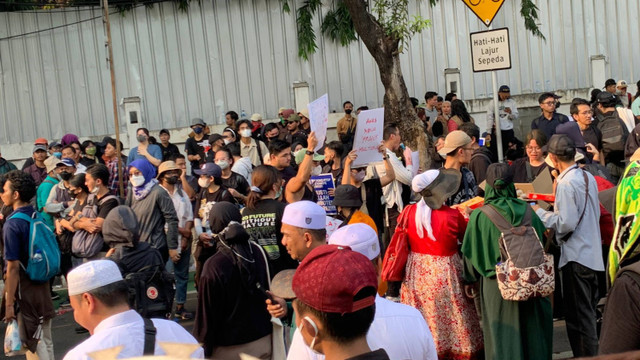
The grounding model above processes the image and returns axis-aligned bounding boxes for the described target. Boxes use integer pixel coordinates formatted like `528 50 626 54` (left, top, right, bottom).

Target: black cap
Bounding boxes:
332 185 363 208
194 162 222 177
159 129 170 136
604 78 616 88
596 91 617 106
546 134 576 157
498 85 510 92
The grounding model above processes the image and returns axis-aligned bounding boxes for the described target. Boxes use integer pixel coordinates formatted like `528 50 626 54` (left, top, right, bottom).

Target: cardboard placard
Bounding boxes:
351 108 384 167
309 173 337 216
308 94 329 152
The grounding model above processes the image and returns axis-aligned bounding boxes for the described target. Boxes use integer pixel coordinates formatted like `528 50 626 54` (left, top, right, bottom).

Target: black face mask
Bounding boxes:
60 171 73 181
345 109 353 115
69 191 78 200
165 176 179 185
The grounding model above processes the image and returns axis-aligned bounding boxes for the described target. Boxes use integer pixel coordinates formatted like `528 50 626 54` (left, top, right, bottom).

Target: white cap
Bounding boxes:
67 260 123 296
328 223 380 260
282 201 326 230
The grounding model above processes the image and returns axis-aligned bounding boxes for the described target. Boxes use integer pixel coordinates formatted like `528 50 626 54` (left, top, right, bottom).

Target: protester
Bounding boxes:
341 144 394 235
43 158 76 235
250 113 265 138
277 108 294 141
222 127 238 144
62 144 87 174
225 111 238 130
285 132 321 203
433 100 451 137
55 173 88 277
99 137 129 197
238 119 269 167
63 260 203 359
194 202 272 359
332 184 377 233
285 113 308 145
595 91 630 182
263 122 280 146
532 134 603 357
462 163 552 359
226 141 253 186
126 159 179 264
288 223 438 360
242 165 298 276
269 139 297 182
298 108 311 135
394 170 483 359
158 161 194 320
292 245 389 359
185 118 209 175
460 122 494 186
24 142 49 186
49 141 62 159
78 164 120 240
322 141 345 184
214 147 250 205
531 92 570 140
79 140 102 167
439 130 478 206
192 162 234 285
336 101 357 148
126 128 162 167
170 153 197 201
1 170 56 360
207 133 225 161
510 130 549 183
36 156 65 229
448 99 475 132
158 129 180 161
487 85 518 151
571 98 603 163
423 91 439 126
22 137 49 170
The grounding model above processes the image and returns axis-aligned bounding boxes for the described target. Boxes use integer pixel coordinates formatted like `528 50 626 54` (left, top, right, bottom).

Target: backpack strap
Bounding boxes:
525 161 534 183
142 318 157 355
255 140 264 165
478 205 513 233
98 194 118 206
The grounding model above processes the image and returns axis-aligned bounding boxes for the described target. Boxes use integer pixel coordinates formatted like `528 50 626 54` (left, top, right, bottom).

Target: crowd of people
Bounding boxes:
0 82 639 359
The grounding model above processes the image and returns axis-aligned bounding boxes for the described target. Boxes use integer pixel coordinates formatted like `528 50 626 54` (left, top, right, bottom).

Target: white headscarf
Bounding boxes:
411 170 439 240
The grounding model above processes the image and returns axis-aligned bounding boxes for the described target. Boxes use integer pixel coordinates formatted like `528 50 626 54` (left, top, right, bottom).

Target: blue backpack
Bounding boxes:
9 211 61 283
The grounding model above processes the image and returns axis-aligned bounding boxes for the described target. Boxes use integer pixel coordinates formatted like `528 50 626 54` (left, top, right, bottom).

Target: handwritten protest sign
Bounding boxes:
325 216 343 240
309 173 337 216
351 108 384 167
308 94 329 152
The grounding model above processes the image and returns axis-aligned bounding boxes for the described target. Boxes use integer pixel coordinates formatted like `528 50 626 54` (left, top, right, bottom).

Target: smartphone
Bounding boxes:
478 138 486 147
256 282 272 301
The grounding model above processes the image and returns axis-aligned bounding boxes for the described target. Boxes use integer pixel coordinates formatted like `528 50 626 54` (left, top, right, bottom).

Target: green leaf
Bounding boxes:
321 1 358 46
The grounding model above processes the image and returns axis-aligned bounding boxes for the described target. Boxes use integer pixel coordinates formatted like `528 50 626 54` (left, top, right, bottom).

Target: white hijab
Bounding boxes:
411 170 439 240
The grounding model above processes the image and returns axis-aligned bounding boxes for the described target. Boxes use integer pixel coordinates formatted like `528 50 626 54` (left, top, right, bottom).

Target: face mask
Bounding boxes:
223 139 232 145
353 169 366 182
301 316 322 355
85 147 97 156
345 109 352 115
90 183 100 194
193 126 203 134
198 178 212 188
240 129 252 138
59 171 73 181
53 152 62 159
215 160 230 170
275 185 283 199
311 165 322 177
165 176 179 185
69 191 78 200
130 174 146 187
136 135 147 143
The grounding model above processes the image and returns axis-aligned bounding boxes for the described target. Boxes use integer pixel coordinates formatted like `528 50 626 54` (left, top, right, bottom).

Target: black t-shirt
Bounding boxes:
80 156 102 168
96 193 119 219
468 147 494 185
510 157 550 183
362 178 384 234
185 136 208 174
445 167 478 206
279 166 297 183
346 349 390 360
222 172 250 197
195 186 235 221
160 143 180 161
241 199 298 277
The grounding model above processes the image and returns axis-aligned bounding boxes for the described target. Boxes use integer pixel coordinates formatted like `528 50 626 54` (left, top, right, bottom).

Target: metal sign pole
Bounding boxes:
103 0 125 198
488 24 504 163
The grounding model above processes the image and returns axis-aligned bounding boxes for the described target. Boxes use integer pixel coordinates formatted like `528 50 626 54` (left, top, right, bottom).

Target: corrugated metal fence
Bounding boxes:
1 0 639 144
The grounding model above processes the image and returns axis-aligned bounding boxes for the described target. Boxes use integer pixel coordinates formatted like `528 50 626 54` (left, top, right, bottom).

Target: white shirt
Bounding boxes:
232 157 254 186
374 148 413 210
287 296 437 360
486 98 519 130
161 185 194 243
63 310 204 359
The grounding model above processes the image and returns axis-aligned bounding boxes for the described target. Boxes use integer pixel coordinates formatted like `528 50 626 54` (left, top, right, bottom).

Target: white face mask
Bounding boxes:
301 316 322 355
223 139 232 145
130 174 146 187
239 129 252 138
311 165 322 177
353 169 366 182
198 178 212 188
90 185 100 194
216 160 230 170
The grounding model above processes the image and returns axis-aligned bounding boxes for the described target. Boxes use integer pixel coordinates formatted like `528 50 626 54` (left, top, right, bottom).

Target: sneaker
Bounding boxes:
174 307 194 320
51 292 60 301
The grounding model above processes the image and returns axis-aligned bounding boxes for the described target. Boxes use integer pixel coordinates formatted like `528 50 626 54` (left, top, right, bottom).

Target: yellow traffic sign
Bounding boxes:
462 0 505 27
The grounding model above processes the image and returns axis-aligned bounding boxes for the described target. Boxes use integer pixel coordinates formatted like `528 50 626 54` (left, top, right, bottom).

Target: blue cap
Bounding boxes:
498 85 510 92
194 162 221 177
60 158 76 167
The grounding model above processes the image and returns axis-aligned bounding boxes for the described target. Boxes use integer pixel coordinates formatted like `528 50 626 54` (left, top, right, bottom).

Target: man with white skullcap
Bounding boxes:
287 224 438 360
266 201 327 325
63 260 204 359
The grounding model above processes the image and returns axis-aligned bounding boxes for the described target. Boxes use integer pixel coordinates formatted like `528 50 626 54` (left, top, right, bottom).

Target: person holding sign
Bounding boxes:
322 141 346 184
285 132 321 204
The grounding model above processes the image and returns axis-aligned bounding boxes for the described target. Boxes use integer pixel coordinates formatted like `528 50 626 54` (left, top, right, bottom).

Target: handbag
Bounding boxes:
381 204 413 282
479 205 555 301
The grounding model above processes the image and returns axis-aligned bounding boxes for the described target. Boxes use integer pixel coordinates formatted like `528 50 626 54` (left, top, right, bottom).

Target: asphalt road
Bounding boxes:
0 289 576 360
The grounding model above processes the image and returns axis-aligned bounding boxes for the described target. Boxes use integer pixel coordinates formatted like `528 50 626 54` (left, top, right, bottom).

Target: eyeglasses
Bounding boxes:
542 101 556 106
526 146 542 152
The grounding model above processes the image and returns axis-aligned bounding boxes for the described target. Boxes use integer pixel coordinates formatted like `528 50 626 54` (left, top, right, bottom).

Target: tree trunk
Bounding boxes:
342 0 433 170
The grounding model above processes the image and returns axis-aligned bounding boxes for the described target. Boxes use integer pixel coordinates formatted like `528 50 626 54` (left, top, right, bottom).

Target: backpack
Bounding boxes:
598 111 629 159
125 264 175 319
72 194 117 258
479 205 555 301
9 211 61 283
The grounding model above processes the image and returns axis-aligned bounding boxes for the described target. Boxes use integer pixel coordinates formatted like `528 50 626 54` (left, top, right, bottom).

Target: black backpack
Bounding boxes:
598 112 629 159
125 264 175 319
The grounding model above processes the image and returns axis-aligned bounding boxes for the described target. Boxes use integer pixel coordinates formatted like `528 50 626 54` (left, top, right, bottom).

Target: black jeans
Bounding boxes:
561 261 600 357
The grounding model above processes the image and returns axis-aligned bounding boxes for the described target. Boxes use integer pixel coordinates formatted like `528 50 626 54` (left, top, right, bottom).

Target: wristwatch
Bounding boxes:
305 150 314 156
382 155 389 160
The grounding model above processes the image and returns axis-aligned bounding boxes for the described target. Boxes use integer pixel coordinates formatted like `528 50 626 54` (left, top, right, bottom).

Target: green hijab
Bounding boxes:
461 164 546 279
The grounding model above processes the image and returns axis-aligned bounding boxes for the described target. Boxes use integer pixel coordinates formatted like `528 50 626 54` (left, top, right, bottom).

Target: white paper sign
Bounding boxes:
351 108 384 167
470 27 511 72
411 151 420 177
308 94 329 152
